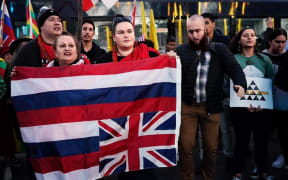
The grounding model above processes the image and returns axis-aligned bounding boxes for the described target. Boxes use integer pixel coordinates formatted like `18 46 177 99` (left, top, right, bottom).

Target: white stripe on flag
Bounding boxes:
20 121 99 143
35 165 99 180
12 68 176 97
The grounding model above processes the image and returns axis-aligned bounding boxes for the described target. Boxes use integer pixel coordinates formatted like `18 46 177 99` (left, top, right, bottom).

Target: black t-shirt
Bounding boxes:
81 42 106 64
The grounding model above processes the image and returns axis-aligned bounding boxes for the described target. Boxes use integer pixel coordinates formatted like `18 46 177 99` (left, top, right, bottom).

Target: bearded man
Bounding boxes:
175 15 246 180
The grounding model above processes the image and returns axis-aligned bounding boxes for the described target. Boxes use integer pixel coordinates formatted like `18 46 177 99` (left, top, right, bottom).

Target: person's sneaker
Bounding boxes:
249 168 259 179
272 154 285 168
232 175 241 180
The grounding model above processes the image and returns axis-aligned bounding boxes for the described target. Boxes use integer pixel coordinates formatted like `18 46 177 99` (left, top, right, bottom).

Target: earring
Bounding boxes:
237 43 241 52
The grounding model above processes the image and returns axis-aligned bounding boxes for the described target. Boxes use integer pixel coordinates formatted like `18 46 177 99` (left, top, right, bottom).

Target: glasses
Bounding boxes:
274 40 286 44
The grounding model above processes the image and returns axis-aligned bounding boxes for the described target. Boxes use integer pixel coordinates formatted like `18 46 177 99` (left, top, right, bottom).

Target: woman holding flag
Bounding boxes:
99 14 159 180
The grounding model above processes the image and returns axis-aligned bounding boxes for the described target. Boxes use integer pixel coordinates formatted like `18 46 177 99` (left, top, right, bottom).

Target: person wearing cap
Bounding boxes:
81 20 106 64
14 7 63 67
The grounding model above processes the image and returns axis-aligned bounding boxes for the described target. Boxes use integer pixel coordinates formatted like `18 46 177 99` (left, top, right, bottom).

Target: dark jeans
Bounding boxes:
230 108 272 174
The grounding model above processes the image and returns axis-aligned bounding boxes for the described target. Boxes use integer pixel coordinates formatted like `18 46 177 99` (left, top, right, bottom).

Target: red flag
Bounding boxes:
82 0 98 11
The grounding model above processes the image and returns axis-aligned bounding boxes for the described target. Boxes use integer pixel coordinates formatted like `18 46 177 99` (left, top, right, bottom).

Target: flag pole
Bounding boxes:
77 0 83 56
0 0 6 46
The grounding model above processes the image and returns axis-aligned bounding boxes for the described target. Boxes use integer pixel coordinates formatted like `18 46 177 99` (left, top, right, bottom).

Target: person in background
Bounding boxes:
48 31 90 67
259 17 274 51
81 20 106 64
99 14 159 180
262 28 288 171
176 14 246 180
0 47 12 66
229 27 274 180
14 7 63 67
202 13 230 46
202 12 233 172
159 36 176 54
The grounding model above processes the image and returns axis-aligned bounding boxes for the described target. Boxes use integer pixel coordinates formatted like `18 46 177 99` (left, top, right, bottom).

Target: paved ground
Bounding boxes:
1 135 287 180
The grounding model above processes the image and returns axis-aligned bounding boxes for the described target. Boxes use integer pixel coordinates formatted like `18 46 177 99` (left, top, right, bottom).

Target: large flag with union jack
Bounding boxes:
11 55 181 180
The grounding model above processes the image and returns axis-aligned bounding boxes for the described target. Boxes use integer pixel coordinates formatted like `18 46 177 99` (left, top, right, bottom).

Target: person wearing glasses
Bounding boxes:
229 28 274 180
99 14 159 64
262 28 288 172
99 14 159 180
175 15 246 180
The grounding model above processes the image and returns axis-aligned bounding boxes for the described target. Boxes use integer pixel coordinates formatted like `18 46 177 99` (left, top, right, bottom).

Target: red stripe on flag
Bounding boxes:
147 150 174 167
98 121 122 137
100 134 175 161
104 155 126 176
13 55 176 80
30 152 99 174
128 114 141 170
17 97 176 127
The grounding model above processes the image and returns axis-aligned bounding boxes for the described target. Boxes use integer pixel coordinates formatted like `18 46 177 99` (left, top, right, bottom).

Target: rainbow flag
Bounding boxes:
0 0 16 47
26 0 39 39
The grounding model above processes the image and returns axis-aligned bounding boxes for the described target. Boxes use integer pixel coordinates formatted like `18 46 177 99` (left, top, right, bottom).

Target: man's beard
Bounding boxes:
188 34 209 51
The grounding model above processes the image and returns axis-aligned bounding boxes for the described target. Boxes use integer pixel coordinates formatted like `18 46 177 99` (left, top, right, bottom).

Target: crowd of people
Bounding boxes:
0 6 287 180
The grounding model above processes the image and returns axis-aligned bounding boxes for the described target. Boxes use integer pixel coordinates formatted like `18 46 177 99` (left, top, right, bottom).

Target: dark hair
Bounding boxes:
82 20 95 31
269 28 287 41
112 14 133 35
166 36 176 44
201 13 218 22
229 28 256 54
53 31 80 59
229 28 267 62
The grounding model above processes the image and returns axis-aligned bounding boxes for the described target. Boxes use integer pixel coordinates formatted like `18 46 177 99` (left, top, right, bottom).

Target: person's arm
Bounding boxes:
220 44 247 97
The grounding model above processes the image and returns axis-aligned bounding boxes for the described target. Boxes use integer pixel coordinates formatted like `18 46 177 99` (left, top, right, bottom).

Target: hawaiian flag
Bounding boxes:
11 55 181 180
0 0 16 48
26 0 39 39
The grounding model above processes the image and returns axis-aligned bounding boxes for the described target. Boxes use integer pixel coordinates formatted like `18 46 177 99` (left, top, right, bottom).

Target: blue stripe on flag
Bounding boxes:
13 83 176 112
26 136 99 158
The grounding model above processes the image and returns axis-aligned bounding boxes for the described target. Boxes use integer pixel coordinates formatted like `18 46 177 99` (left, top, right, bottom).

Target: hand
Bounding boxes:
167 50 176 58
10 67 16 78
266 17 274 29
255 105 262 112
234 85 245 98
248 104 255 112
